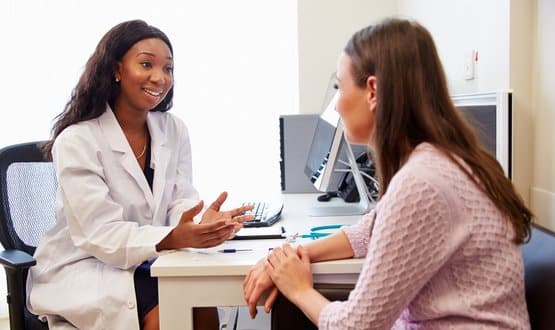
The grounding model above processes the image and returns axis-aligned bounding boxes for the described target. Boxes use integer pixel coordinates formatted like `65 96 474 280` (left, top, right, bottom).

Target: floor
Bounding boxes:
0 307 271 330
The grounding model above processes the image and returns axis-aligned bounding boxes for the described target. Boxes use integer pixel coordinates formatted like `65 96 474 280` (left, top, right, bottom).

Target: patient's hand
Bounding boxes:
243 258 279 319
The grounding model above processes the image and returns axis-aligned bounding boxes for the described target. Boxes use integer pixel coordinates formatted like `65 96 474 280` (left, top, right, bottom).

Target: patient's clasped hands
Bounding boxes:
243 244 313 319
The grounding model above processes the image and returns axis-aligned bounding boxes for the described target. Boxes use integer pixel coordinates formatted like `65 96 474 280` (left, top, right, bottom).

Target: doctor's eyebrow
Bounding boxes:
135 51 173 60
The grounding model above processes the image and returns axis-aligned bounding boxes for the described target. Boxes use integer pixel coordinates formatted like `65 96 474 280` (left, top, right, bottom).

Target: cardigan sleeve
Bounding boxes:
318 168 470 329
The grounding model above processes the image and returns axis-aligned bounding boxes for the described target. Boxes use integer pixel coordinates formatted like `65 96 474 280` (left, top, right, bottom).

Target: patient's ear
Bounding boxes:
366 76 377 113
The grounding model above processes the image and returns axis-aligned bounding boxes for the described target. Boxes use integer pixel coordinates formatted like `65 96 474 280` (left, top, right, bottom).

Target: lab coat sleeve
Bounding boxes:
53 128 172 270
166 119 200 226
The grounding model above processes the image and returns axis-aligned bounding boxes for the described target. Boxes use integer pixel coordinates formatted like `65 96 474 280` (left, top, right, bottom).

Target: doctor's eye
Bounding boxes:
140 61 152 69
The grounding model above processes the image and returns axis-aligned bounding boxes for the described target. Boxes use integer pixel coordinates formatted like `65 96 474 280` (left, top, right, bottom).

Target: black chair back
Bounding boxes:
522 223 555 330
0 141 56 330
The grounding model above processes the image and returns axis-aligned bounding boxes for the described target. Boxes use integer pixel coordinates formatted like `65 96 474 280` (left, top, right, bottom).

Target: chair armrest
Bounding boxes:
0 249 37 330
0 249 36 270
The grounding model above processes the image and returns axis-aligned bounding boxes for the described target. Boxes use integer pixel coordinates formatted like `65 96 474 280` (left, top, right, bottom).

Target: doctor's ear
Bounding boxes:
114 63 122 83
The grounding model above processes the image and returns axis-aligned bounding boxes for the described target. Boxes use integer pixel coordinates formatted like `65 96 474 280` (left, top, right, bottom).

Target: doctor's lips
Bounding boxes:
143 88 164 97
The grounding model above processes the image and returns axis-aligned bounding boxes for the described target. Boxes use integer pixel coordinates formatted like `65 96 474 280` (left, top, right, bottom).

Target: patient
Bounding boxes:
244 18 533 329
27 20 251 330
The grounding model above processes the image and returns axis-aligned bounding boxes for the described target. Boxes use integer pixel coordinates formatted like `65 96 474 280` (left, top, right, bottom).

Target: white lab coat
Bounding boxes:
27 106 199 329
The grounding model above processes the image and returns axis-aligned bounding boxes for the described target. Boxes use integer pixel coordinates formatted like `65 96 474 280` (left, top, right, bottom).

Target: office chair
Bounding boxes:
0 141 55 330
522 223 555 330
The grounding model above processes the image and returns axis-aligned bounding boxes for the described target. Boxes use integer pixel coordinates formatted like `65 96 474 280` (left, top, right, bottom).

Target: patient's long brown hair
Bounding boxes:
344 18 532 243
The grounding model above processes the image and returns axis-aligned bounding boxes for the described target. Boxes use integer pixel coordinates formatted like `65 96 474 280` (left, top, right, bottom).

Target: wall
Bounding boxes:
297 0 396 114
397 0 511 94
530 0 555 229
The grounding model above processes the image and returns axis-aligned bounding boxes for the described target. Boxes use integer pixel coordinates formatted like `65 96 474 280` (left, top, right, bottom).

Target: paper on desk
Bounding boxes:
232 226 284 240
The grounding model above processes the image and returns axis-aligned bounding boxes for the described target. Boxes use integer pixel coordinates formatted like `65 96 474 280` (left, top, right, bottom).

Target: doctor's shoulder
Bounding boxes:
149 111 190 138
52 121 100 157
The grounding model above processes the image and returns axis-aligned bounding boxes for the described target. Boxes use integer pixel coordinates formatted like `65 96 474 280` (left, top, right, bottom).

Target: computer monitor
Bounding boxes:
304 91 374 216
452 91 512 178
304 92 343 191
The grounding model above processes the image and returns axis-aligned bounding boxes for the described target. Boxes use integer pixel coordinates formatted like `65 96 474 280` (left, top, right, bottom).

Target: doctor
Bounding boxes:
27 20 249 330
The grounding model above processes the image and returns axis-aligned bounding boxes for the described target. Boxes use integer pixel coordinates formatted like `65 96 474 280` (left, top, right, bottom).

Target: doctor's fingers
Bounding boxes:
179 201 205 223
232 214 254 224
196 219 235 234
207 191 228 211
229 204 255 217
198 227 234 247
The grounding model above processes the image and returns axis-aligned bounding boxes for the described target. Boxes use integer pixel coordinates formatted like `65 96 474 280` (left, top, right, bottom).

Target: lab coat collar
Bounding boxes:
146 113 170 212
97 106 167 211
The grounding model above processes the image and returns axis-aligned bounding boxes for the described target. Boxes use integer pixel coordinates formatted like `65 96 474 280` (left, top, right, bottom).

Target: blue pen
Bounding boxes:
218 249 253 253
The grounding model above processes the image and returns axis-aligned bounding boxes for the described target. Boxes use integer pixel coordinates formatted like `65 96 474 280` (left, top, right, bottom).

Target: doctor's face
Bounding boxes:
114 38 174 113
335 53 375 145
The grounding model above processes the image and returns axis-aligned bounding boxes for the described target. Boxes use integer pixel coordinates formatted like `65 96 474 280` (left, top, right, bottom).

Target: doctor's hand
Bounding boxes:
156 201 236 251
243 258 280 319
201 192 254 238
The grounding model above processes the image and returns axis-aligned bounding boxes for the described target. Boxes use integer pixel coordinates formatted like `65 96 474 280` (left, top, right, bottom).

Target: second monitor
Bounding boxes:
304 92 375 217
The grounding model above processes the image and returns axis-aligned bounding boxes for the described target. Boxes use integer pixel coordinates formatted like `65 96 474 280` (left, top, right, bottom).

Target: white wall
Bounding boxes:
530 0 555 229
297 0 396 114
396 0 510 93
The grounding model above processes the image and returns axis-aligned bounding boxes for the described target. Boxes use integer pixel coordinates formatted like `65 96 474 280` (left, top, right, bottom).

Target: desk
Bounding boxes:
151 194 367 330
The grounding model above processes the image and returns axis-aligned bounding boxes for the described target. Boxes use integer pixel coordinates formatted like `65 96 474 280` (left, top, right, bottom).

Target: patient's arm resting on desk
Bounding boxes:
303 230 354 262
243 231 354 318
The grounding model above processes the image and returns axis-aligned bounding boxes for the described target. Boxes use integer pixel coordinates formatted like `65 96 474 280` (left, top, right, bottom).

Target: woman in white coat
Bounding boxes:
26 20 249 330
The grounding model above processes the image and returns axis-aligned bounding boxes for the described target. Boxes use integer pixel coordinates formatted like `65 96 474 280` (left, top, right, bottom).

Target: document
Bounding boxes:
232 226 285 240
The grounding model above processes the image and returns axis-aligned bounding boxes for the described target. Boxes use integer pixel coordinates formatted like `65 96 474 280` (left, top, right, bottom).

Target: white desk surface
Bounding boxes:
152 193 367 330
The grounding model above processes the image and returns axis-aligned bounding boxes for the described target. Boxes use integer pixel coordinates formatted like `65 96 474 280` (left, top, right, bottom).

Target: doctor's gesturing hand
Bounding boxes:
201 191 254 232
156 191 254 250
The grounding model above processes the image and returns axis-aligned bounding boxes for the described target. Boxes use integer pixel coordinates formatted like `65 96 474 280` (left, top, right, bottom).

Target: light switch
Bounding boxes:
464 50 476 80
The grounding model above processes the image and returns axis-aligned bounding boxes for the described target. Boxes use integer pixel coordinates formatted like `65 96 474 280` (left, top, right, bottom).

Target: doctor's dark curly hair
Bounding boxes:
42 19 174 157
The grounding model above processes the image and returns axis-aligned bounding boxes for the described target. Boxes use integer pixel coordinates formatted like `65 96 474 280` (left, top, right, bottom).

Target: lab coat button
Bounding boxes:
128 301 135 309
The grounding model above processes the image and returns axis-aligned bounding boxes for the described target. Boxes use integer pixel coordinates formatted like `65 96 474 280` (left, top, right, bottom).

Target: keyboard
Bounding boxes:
241 201 284 227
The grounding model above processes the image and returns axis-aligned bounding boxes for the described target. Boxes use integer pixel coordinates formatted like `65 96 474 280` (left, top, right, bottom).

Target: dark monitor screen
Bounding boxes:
457 105 497 155
452 91 512 178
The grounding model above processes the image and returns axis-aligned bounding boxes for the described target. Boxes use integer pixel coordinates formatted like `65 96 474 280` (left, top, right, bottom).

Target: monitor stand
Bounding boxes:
308 142 375 217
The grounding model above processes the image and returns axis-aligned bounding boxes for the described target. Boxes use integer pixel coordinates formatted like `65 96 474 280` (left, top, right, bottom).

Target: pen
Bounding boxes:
218 249 253 253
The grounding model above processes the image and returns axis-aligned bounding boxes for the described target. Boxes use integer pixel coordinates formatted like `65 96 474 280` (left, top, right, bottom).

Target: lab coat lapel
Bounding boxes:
147 114 169 215
98 108 155 210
